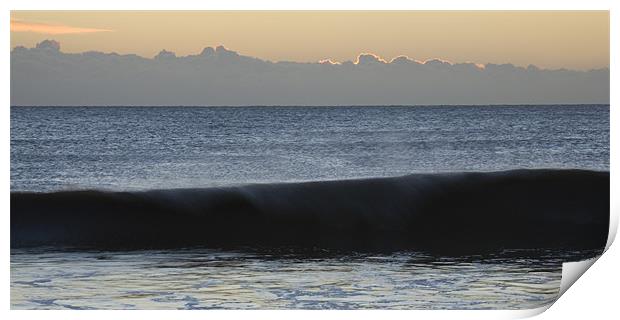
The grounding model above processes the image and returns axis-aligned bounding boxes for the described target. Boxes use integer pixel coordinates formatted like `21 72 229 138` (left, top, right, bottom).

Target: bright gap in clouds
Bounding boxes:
10 19 112 35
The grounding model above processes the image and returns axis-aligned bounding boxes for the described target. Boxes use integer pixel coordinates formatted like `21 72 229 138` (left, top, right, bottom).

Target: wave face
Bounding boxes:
11 169 609 255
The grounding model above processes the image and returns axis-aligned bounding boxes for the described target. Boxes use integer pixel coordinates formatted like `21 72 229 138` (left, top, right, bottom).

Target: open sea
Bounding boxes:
10 105 610 309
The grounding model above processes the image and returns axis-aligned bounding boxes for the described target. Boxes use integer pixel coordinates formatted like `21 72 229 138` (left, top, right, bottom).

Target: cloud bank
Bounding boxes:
11 40 609 106
10 20 112 35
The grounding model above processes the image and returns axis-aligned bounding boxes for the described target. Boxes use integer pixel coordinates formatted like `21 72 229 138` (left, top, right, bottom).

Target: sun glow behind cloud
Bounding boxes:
9 11 609 70
10 19 112 35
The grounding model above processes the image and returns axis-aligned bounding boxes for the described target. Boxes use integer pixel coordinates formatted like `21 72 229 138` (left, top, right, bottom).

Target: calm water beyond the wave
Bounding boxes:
11 105 609 192
11 105 609 309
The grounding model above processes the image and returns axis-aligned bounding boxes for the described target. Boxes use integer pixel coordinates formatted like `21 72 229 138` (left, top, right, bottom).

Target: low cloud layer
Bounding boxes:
11 41 609 106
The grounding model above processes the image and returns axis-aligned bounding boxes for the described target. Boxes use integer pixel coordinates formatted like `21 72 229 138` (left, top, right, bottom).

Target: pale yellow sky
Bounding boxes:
10 11 609 70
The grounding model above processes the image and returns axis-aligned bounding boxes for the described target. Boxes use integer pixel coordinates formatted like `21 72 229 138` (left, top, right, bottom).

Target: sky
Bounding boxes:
10 11 609 71
9 11 610 106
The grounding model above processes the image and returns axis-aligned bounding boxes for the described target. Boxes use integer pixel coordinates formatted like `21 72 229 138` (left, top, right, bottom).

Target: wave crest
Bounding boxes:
11 169 609 256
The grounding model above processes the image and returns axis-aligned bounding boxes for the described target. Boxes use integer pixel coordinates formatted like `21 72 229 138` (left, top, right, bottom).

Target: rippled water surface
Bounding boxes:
11 105 607 309
10 105 609 192
11 248 563 309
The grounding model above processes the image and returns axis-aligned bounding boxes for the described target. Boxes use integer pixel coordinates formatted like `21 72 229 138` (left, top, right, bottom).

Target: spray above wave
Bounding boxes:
11 169 609 256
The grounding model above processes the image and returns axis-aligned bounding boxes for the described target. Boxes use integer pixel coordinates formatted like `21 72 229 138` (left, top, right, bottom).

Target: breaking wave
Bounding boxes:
11 169 609 256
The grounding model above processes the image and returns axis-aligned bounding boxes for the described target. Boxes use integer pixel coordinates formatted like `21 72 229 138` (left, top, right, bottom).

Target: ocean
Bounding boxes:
10 105 609 192
10 105 610 309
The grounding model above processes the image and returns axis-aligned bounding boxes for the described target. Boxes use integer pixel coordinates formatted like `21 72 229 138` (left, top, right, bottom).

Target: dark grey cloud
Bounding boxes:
11 40 609 106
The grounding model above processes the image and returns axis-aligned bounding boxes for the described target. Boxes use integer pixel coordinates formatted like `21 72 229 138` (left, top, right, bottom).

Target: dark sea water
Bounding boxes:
10 105 610 309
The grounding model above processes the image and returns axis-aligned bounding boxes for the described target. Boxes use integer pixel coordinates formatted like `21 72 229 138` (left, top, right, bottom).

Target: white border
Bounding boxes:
2 1 617 319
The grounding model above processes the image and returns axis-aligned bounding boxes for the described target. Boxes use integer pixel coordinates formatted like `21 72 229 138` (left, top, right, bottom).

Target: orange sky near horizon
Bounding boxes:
10 11 610 70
